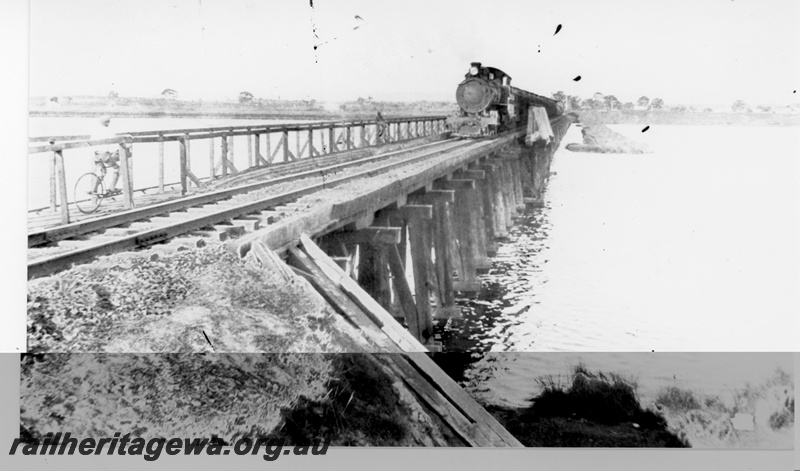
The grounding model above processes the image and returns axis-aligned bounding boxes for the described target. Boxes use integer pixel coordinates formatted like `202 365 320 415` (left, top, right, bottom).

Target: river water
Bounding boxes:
434 124 797 447
439 124 799 352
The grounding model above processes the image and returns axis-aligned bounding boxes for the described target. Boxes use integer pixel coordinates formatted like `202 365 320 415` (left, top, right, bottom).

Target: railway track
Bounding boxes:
28 137 489 279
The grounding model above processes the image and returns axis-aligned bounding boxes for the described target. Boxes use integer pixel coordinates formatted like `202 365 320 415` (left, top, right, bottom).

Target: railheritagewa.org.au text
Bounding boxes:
10 433 330 461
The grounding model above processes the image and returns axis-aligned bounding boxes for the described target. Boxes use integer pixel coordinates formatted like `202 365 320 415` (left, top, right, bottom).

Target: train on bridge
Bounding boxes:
447 62 564 138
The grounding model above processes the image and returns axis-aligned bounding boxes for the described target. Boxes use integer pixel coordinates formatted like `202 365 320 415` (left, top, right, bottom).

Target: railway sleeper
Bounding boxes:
229 217 261 232
188 224 246 242
253 211 280 225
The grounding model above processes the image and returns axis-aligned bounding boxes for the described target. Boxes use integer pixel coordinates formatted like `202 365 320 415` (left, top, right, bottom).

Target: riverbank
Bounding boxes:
565 121 652 154
484 365 689 447
577 109 800 126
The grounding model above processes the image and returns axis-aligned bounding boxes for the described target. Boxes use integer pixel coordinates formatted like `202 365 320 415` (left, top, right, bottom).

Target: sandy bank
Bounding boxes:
565 122 652 154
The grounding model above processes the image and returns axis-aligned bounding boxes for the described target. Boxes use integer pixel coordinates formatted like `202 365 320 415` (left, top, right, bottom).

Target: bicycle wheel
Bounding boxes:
74 173 104 214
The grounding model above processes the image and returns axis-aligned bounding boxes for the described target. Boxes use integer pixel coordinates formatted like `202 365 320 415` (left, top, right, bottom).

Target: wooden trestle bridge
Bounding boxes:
28 111 574 447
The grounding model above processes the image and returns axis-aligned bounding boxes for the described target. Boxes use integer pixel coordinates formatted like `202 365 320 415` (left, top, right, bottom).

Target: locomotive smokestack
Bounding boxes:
468 62 482 77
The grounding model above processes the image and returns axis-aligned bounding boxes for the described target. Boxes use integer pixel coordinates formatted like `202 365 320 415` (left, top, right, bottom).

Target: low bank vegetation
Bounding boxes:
487 364 689 447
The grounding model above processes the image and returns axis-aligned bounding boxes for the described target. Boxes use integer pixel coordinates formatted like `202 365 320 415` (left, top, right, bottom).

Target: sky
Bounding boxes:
28 0 800 106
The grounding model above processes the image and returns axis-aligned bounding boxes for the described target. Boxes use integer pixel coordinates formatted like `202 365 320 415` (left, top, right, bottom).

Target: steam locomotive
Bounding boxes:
446 62 564 137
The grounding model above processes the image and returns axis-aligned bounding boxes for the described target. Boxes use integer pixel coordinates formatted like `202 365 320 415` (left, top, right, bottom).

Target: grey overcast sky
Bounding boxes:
29 0 800 105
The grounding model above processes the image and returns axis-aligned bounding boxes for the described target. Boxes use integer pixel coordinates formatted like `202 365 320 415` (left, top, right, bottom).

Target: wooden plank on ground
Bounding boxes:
299 234 428 353
402 351 523 447
385 355 491 447
286 247 400 352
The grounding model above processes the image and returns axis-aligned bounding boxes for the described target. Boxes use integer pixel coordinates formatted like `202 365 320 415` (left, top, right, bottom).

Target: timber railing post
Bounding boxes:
220 134 228 177
118 138 134 209
48 141 57 212
283 129 290 162
345 126 352 150
208 137 215 181
183 133 191 176
179 135 188 195
52 144 69 224
228 133 235 169
328 126 337 153
254 133 267 166
158 134 165 193
247 132 253 168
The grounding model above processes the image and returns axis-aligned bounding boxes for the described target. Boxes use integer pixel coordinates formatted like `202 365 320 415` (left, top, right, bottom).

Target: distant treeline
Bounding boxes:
30 95 456 119
553 91 800 115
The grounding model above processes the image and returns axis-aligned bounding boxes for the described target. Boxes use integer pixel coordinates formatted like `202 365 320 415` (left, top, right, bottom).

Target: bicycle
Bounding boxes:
73 172 122 214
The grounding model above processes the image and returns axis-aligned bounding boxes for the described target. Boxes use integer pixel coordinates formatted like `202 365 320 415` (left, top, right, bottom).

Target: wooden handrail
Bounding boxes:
29 116 450 218
29 135 135 154
29 116 448 148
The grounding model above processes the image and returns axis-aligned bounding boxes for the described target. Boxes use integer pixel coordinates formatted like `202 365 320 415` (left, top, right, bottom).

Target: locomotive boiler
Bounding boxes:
446 62 564 137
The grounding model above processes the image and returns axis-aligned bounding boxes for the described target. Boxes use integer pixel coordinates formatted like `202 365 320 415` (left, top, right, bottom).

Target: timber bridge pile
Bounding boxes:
28 111 574 446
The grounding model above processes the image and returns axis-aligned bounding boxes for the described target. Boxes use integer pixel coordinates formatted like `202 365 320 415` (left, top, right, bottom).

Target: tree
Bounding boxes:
650 98 664 109
583 98 602 110
552 91 567 102
161 88 178 100
567 95 583 110
731 100 747 112
239 91 254 104
636 96 650 108
593 92 604 101
622 102 634 111
108 90 119 100
603 95 620 110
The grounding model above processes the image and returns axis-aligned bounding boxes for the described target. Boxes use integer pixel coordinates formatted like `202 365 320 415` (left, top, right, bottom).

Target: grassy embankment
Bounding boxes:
483 364 794 448
486 364 689 447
